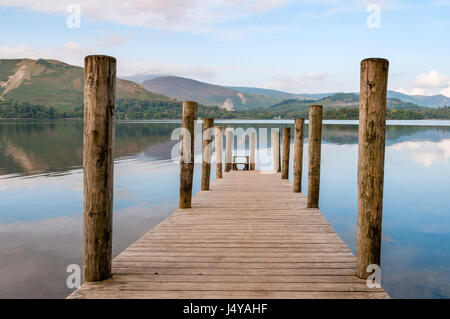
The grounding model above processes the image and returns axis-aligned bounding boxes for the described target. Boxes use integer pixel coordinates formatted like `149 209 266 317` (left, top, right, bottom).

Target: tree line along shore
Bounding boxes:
1 98 449 120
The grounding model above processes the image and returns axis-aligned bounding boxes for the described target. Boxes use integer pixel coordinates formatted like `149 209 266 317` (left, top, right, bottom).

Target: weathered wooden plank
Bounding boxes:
77 281 384 292
68 290 390 299
110 274 366 283
112 268 358 276
110 262 357 269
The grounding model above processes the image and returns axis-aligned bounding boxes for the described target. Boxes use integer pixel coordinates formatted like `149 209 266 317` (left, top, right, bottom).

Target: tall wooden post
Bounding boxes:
225 128 233 172
201 118 214 190
357 58 389 279
307 105 323 208
272 130 280 172
215 126 223 178
179 101 198 208
83 55 116 282
281 127 290 179
293 118 305 192
249 132 256 170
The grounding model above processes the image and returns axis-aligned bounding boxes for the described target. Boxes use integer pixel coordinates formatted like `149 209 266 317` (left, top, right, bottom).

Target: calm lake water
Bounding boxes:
0 119 449 298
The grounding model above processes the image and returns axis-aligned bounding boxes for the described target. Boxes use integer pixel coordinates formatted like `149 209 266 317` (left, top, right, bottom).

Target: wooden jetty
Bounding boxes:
69 170 388 299
69 56 390 299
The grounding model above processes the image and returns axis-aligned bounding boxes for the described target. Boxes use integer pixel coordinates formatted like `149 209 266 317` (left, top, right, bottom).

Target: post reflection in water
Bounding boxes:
0 119 449 298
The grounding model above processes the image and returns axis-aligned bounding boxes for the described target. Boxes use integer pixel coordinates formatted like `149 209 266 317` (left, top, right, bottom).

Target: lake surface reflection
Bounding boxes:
0 119 449 298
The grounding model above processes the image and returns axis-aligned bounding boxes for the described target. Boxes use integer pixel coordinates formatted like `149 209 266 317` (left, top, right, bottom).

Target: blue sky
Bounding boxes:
0 0 449 95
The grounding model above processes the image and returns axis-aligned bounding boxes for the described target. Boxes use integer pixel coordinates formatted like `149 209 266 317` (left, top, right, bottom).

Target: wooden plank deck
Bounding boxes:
68 170 388 299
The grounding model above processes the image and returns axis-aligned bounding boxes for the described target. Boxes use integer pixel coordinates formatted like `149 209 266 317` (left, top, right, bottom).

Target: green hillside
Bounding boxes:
0 59 169 111
268 93 424 111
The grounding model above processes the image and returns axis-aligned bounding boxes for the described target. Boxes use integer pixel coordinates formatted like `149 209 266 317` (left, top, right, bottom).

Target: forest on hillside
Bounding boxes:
1 98 450 120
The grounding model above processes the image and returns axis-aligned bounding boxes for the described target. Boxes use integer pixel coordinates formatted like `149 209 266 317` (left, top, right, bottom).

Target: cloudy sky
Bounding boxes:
0 0 449 95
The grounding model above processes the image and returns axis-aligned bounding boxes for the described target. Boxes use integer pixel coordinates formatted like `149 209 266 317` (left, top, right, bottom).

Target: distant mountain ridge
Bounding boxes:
0 59 169 110
227 86 313 101
269 93 422 111
140 74 450 108
231 87 450 108
1 60 449 115
142 76 282 110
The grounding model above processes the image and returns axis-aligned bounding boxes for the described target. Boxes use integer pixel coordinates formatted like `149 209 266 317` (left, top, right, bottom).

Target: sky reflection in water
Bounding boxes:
0 120 449 298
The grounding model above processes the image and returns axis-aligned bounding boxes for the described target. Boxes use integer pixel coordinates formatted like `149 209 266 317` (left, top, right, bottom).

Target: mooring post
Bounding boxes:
293 118 305 192
307 105 323 208
249 132 256 170
82 55 116 282
281 127 291 179
357 58 389 279
225 128 233 172
272 130 280 172
215 126 223 178
179 101 198 208
201 118 214 190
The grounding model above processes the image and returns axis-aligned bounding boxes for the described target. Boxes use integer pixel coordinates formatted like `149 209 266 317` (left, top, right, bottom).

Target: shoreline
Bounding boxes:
1 118 450 126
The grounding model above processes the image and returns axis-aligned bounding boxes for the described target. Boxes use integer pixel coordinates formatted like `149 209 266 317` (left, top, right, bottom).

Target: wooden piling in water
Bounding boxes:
281 127 291 179
249 132 256 170
357 58 389 279
82 55 116 282
272 130 280 172
201 118 214 190
215 126 223 178
293 118 305 192
307 105 323 208
281 127 290 179
225 128 233 172
179 101 198 209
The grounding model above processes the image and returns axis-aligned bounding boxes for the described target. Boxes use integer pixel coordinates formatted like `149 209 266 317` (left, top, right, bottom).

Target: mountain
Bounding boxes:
121 74 168 84
142 76 283 110
227 86 313 101
409 94 450 108
231 87 450 108
136 73 450 109
268 93 423 111
0 59 169 111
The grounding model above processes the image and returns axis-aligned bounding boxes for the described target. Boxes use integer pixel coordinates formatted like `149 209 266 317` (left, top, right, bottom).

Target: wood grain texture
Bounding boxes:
250 132 256 170
307 105 323 208
357 58 389 278
215 126 223 178
293 118 305 192
201 118 214 190
225 128 233 172
69 170 388 299
281 127 290 179
82 55 116 282
272 131 280 172
179 101 197 208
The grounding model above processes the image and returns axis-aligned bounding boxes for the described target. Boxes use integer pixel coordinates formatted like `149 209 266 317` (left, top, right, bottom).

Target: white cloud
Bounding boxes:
0 42 94 67
303 72 327 81
395 70 450 97
0 45 53 60
0 43 217 79
117 58 217 79
413 70 450 89
263 71 327 92
0 0 289 33
391 139 450 168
